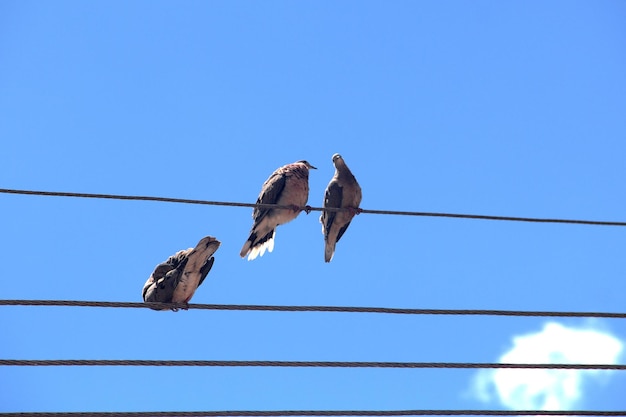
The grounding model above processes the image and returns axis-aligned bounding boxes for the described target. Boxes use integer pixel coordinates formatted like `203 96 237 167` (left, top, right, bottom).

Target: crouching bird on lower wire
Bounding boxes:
143 236 221 311
321 153 362 262
240 160 317 261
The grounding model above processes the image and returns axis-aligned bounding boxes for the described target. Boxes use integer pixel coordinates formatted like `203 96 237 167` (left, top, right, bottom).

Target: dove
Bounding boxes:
240 160 317 260
320 154 362 262
142 236 221 310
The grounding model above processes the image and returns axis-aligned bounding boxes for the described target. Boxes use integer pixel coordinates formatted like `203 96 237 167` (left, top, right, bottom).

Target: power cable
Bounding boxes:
2 188 625 226
1 300 625 318
2 360 624 370
1 410 625 416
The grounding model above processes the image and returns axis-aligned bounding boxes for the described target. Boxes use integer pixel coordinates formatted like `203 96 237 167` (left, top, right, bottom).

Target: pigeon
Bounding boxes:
142 236 221 310
320 153 362 262
240 160 317 260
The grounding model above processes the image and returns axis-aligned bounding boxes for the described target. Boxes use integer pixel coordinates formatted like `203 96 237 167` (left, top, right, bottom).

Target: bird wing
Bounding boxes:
322 180 343 238
172 236 220 303
198 256 215 287
335 219 352 243
253 171 287 223
142 256 185 306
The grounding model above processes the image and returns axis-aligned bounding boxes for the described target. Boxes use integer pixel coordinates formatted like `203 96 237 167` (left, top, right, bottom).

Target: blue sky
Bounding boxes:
1 0 626 413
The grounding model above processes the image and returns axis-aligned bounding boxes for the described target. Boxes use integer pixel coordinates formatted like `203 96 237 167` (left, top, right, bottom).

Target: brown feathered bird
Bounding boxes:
320 154 362 262
142 236 220 310
240 160 317 260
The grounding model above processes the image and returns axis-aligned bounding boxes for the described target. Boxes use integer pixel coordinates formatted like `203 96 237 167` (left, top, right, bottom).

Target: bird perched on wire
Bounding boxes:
320 153 362 262
143 236 221 311
240 160 317 260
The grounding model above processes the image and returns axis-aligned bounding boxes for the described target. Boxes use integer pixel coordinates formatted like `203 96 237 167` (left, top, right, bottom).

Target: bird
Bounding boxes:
240 160 317 260
320 153 362 262
142 236 221 311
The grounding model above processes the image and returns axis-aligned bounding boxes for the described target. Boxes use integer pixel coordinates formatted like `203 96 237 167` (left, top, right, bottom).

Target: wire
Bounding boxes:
2 189 622 417
2 188 625 226
2 359 624 370
1 411 625 416
1 300 625 318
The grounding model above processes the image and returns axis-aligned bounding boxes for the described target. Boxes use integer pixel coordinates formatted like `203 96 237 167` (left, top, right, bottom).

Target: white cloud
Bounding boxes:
472 322 623 410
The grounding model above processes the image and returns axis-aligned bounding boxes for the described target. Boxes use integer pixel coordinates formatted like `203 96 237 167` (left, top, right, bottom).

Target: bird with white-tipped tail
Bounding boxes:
240 160 317 261
320 154 362 262
142 236 221 310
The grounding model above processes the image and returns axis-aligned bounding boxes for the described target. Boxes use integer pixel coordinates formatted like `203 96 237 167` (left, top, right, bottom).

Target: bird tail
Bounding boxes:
240 230 275 260
324 241 336 263
240 238 253 258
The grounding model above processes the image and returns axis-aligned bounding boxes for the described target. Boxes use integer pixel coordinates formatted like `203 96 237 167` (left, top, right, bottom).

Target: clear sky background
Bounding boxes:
1 0 626 413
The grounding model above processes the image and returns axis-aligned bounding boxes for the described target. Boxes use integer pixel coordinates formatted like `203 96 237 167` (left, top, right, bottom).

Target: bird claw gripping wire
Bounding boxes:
304 205 313 214
170 302 190 312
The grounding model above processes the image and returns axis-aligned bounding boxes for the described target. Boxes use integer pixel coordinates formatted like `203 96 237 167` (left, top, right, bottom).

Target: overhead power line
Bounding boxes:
2 188 625 226
1 411 625 417
1 300 625 318
2 359 625 370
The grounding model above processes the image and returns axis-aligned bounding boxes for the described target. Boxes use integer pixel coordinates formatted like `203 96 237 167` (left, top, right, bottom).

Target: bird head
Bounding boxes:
297 160 317 170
